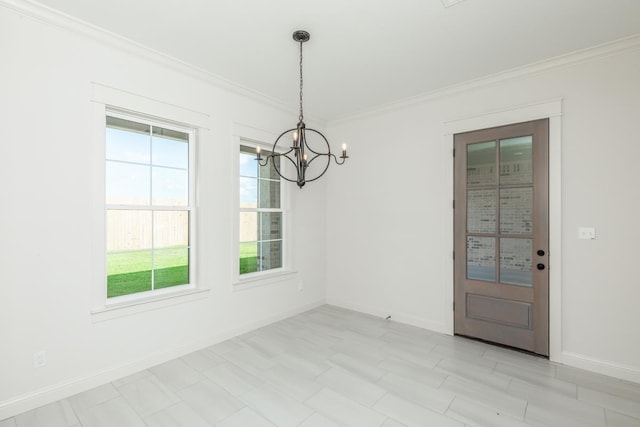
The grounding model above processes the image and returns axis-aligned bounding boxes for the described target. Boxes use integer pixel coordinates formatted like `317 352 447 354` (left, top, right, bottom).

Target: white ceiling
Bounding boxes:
34 0 640 121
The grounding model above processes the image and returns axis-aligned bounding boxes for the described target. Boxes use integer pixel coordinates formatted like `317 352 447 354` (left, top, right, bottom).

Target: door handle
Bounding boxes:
537 249 545 256
537 263 545 270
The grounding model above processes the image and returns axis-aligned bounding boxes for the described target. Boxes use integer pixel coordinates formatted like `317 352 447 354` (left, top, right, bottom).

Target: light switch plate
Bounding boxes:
578 227 596 240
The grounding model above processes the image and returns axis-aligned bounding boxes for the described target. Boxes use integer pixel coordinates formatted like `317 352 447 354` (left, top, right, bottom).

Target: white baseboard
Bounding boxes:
327 298 450 336
0 299 326 420
562 351 640 384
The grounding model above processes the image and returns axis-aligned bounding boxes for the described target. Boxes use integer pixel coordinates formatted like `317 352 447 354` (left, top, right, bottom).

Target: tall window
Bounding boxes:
239 144 283 275
105 113 193 298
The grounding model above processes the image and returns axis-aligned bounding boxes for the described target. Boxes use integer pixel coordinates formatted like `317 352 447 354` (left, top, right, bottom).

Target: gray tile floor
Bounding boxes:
3 305 640 426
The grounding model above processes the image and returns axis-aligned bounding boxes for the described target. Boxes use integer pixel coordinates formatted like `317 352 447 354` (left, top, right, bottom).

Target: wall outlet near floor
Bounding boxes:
33 351 47 368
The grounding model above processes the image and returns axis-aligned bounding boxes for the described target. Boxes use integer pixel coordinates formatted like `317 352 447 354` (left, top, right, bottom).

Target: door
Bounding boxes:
454 119 549 356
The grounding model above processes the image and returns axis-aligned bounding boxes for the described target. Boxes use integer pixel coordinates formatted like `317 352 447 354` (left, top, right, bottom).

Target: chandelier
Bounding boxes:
256 30 348 188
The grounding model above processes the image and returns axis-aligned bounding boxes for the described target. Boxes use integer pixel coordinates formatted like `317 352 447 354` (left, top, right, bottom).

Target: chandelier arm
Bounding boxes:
300 128 332 156
299 158 331 183
271 151 303 184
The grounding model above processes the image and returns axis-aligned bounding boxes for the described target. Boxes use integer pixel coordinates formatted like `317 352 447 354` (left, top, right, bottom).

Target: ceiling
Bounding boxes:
34 0 640 121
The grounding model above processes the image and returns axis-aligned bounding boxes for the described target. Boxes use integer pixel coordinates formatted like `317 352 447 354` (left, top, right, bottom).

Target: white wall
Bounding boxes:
0 4 327 418
326 41 640 382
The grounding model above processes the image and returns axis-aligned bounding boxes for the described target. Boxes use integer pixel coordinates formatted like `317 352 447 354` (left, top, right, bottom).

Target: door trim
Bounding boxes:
444 99 563 363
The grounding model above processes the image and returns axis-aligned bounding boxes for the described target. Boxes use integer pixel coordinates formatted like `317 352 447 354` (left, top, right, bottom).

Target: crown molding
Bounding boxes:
328 33 640 127
0 0 301 120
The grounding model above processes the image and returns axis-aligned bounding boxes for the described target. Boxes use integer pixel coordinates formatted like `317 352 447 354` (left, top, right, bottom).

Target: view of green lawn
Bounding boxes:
107 247 189 298
239 241 258 274
107 243 260 297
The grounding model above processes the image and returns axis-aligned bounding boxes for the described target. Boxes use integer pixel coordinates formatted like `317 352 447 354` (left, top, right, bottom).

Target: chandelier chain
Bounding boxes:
298 40 304 123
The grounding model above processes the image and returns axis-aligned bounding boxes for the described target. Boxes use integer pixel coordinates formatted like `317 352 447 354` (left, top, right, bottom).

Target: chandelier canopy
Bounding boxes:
256 30 348 188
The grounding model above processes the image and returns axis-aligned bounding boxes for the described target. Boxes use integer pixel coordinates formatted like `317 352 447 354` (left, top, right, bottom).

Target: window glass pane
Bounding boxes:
240 241 258 274
106 161 150 205
259 153 280 180
154 211 189 248
467 140 496 187
500 238 532 286
106 117 150 164
152 129 188 169
240 177 258 206
259 212 282 241
106 210 152 297
152 166 188 206
239 212 257 242
260 241 282 270
240 149 258 178
154 247 189 289
500 188 533 235
259 179 280 209
467 236 496 282
467 189 496 233
500 136 532 185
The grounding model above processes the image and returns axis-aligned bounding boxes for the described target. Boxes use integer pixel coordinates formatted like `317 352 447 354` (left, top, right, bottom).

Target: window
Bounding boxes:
239 144 283 275
105 113 194 299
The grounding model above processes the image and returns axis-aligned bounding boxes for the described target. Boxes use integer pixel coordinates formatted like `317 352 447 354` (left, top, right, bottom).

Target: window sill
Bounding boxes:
233 270 298 292
91 287 210 322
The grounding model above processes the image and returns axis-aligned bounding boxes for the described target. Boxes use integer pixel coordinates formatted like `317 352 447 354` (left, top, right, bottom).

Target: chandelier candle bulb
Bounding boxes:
342 144 347 157
255 146 261 160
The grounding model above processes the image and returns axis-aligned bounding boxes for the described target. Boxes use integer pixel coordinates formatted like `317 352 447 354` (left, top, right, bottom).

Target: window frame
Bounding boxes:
234 136 294 288
90 83 210 321
104 109 197 303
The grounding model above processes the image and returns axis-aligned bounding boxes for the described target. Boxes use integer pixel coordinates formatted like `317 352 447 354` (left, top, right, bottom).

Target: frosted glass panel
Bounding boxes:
500 238 532 286
500 188 533 234
500 136 532 185
467 189 496 233
467 236 496 282
467 141 496 186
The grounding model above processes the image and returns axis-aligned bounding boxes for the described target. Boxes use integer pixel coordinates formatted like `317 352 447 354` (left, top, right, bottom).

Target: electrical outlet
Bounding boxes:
34 351 47 368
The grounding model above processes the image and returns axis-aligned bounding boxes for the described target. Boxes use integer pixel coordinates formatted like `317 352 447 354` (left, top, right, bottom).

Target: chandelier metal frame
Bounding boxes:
256 30 348 188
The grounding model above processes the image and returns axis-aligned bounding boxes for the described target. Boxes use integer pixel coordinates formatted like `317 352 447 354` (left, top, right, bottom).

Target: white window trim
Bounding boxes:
90 83 211 321
232 124 295 290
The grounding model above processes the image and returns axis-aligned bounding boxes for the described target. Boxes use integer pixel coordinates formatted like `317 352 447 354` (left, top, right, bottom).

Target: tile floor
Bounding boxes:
3 305 640 426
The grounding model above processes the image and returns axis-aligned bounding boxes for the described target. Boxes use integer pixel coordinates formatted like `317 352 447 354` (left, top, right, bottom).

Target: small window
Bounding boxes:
106 114 194 299
239 144 284 275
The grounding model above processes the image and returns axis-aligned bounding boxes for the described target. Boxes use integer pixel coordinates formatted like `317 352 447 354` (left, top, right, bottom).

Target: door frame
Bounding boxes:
444 99 563 363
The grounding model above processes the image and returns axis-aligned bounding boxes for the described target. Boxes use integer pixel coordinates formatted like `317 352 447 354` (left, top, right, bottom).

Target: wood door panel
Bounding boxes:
454 119 549 356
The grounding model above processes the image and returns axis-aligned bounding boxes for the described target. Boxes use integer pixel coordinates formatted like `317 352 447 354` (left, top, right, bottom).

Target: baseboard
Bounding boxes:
0 298 326 420
326 299 450 336
562 351 640 384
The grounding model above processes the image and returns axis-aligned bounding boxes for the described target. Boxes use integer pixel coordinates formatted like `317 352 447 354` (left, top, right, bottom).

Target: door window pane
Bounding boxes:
467 141 496 187
500 238 532 287
467 236 496 282
467 189 496 233
500 136 532 185
500 188 533 235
